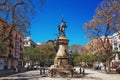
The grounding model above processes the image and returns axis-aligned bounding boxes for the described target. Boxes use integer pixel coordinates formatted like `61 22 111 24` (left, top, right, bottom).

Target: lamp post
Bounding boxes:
68 50 73 66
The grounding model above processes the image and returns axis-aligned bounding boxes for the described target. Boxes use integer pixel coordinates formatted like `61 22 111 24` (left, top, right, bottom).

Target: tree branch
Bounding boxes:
0 0 7 6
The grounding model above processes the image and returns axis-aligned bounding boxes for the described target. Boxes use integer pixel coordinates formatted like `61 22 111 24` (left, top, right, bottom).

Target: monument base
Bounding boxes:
48 64 75 77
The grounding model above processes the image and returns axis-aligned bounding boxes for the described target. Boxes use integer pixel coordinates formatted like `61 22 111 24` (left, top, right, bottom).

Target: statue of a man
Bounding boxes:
58 20 67 36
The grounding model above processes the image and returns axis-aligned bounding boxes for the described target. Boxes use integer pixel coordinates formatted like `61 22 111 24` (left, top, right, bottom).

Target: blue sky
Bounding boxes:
31 0 103 45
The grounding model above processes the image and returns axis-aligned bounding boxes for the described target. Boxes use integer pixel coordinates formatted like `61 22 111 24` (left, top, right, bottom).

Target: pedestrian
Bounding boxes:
40 67 42 75
79 67 81 74
83 68 85 76
16 67 18 73
99 62 103 70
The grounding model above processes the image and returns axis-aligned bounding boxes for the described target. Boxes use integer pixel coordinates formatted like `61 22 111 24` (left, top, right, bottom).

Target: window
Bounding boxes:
114 37 116 40
114 43 117 46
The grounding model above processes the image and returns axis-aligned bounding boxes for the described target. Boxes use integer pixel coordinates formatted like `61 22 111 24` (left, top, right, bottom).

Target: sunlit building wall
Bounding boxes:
0 18 24 70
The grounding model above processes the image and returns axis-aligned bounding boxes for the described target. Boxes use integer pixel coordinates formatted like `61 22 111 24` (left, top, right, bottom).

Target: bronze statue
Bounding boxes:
58 19 67 36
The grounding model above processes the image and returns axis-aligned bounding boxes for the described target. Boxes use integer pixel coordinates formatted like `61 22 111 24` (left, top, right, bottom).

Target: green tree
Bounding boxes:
69 44 84 63
36 43 56 59
23 42 56 67
36 43 56 66
78 53 106 64
23 46 43 65
94 54 106 62
80 54 94 63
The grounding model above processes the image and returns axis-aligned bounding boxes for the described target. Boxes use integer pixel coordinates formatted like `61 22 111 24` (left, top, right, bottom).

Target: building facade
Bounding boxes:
23 37 37 69
83 36 112 55
24 37 37 48
83 32 120 61
112 32 120 52
0 18 24 70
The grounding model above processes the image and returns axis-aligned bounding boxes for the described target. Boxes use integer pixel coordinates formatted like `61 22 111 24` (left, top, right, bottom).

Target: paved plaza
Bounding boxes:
0 67 120 80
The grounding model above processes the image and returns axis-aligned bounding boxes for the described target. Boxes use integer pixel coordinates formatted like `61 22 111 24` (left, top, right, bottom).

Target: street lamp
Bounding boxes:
68 50 74 66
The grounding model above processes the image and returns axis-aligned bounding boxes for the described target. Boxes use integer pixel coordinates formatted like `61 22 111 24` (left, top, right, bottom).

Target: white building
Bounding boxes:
24 37 37 48
23 37 37 69
111 32 120 61
112 32 120 52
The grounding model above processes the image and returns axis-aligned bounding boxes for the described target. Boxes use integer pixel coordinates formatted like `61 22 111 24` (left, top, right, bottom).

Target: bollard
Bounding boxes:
43 67 45 74
70 69 73 77
83 68 85 76
40 68 42 75
99 66 101 70
79 68 81 74
51 69 53 77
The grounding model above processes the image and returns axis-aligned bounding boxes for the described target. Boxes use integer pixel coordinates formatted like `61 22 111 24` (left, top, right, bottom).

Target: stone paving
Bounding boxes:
0 67 120 80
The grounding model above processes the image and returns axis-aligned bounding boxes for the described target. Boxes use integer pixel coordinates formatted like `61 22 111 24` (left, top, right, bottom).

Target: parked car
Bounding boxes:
112 61 120 73
112 61 120 69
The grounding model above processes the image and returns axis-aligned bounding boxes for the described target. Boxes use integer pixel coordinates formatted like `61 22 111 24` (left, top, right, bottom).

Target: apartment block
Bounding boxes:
24 37 37 48
112 32 120 52
0 18 24 70
83 36 112 54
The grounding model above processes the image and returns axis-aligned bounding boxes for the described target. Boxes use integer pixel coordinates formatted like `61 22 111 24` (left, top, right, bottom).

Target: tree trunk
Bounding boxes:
107 59 111 72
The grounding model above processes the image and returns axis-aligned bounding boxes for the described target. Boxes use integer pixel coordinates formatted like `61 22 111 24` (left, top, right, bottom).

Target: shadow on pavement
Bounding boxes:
0 70 29 77
1 78 31 80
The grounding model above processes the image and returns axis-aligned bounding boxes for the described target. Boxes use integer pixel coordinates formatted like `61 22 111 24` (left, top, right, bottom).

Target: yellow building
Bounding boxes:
0 18 24 70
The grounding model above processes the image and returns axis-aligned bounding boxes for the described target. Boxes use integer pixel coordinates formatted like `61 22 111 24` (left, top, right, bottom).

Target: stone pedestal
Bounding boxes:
54 35 69 65
49 35 74 77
